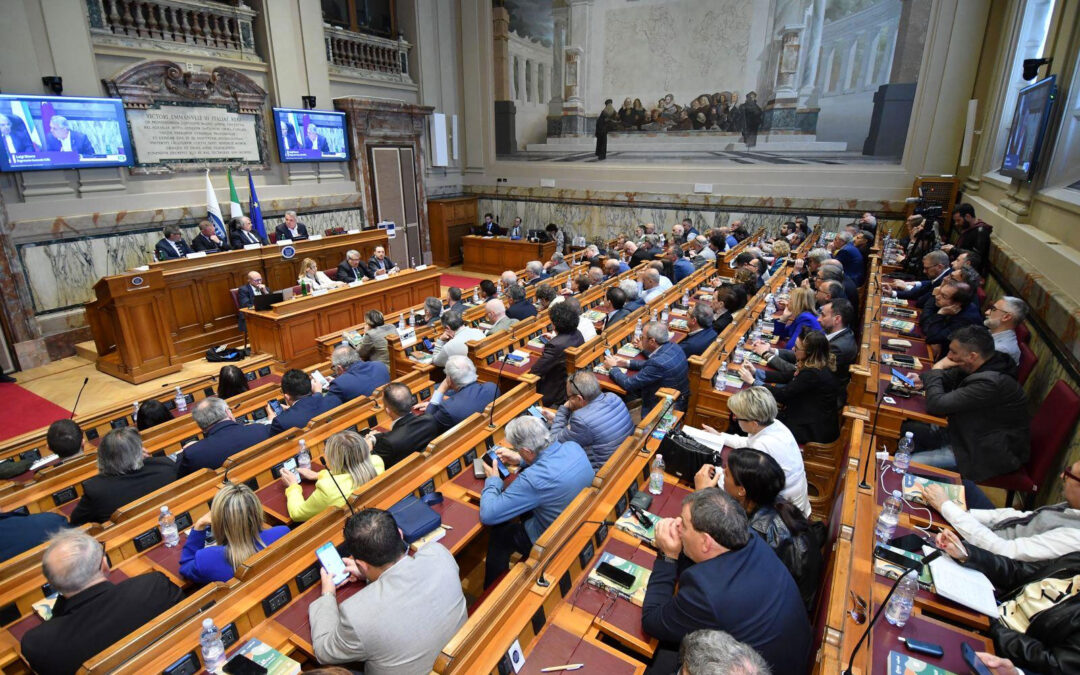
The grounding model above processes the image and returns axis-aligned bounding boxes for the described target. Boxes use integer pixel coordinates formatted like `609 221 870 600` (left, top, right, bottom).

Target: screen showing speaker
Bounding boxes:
0 94 134 172
1000 75 1057 181
272 108 349 163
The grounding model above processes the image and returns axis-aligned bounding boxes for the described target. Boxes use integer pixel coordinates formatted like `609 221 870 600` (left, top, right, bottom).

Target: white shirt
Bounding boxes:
60 134 71 152
432 326 484 368
993 329 1021 365
642 285 664 303
940 500 1080 562
577 316 597 341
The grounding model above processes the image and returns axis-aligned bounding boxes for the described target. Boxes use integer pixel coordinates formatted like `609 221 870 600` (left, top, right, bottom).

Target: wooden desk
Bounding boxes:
242 266 442 369
462 235 555 275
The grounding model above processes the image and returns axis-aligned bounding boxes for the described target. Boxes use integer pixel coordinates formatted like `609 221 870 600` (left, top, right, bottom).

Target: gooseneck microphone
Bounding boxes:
70 377 90 419
860 387 887 490
536 519 616 587
320 455 357 517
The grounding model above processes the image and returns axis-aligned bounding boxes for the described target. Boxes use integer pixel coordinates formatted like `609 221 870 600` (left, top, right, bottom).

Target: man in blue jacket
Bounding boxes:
920 280 984 349
642 488 811 674
419 355 498 430
832 230 865 286
548 371 633 469
269 369 338 435
177 397 272 475
680 304 718 358
481 416 594 587
505 284 538 321
605 322 690 411
670 245 695 282
318 345 391 406
888 250 951 307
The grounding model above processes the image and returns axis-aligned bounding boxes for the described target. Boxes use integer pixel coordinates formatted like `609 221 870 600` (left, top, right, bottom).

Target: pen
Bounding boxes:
540 665 583 673
442 524 454 530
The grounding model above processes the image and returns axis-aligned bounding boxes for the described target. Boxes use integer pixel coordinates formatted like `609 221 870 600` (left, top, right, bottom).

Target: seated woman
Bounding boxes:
282 430 384 522
529 301 585 407
68 428 178 525
707 447 823 611
355 309 397 371
767 239 790 276
772 287 821 350
135 399 173 431
216 364 250 400
179 482 290 583
298 257 343 291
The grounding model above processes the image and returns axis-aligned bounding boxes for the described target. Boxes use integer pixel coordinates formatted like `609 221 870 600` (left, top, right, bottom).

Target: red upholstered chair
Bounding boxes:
976 286 987 308
1018 342 1037 386
980 380 1080 509
229 288 241 311
1015 322 1031 344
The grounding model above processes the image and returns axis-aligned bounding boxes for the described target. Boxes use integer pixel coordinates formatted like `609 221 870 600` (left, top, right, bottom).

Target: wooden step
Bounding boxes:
74 341 99 361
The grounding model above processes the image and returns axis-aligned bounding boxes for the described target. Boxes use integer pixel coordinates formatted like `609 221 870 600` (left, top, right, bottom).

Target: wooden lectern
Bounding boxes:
85 270 182 384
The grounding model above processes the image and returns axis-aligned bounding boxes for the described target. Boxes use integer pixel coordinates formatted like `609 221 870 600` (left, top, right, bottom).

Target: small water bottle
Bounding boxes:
199 618 226 671
875 490 903 544
651 309 658 321
408 309 416 327
660 308 669 324
496 279 503 295
297 439 311 470
472 287 480 304
174 386 187 413
714 361 728 391
682 290 690 307
397 313 406 331
565 275 572 292
132 401 140 423
410 256 416 269
884 571 919 627
159 506 179 547
634 318 643 340
894 432 914 474
648 454 665 495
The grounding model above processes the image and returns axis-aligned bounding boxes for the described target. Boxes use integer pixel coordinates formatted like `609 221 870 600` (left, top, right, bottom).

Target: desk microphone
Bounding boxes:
70 377 89 419
859 387 887 490
842 550 941 675
320 455 357 516
628 504 653 528
488 354 511 429
536 519 616 587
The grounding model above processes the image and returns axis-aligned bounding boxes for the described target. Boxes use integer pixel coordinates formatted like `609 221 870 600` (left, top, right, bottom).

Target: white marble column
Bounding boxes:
549 9 567 116
799 0 826 108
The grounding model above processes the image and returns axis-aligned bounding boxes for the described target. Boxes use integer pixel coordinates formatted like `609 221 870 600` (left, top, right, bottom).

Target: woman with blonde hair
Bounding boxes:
767 239 791 275
180 482 290 583
298 257 343 291
772 286 821 350
282 430 384 521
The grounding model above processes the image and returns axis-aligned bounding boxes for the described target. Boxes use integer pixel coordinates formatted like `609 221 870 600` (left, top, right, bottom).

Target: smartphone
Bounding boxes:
604 348 613 358
901 637 944 658
315 542 350 586
888 354 917 366
539 335 550 345
311 370 329 388
222 654 268 675
422 337 434 351
268 399 284 416
961 642 993 675
526 405 546 419
890 368 915 387
595 561 636 589
281 457 298 481
483 450 510 479
873 544 922 574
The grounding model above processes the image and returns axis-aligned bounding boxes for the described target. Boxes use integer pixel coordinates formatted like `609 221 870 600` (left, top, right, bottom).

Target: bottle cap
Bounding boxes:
892 490 902 499
202 618 214 629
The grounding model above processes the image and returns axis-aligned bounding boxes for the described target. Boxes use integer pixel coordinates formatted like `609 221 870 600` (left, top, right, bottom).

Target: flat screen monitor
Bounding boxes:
272 108 349 162
1000 75 1057 181
0 94 134 172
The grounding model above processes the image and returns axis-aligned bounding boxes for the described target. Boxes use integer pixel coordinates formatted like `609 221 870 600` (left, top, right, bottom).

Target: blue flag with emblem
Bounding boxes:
204 170 227 240
247 169 267 241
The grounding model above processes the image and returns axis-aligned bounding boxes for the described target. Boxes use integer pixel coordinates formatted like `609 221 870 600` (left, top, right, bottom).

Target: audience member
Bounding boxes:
640 268 665 303
712 286 746 333
479 279 498 301
370 382 442 468
336 249 372 282
767 239 790 275
46 419 84 462
946 203 992 275
920 279 982 348
523 260 546 285
831 231 864 285
176 397 271 476
772 287 821 350
887 250 950 305
216 364 250 399
985 295 1027 366
547 371 634 469
748 329 840 444
671 245 695 282
0 509 67 562
283 429 383 521
621 278 645 312
135 399 173 431
69 428 177 525
422 355 499 430
606 321 690 412
431 311 484 368
679 630 772 675
484 299 518 335
816 263 857 306
681 302 717 358
693 235 717 263
355 309 397 370
603 286 630 329
530 301 586 406
268 369 337 435
446 286 467 315
544 251 570 274
319 346 390 407
505 284 537 321
415 296 443 326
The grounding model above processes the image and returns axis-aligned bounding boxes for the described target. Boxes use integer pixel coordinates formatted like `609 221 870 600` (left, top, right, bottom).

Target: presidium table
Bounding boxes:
85 230 389 384
461 235 556 275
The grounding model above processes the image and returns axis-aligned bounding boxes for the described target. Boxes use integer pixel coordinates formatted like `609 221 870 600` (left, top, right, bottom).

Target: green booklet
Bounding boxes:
903 474 967 510
214 638 300 675
873 543 934 591
615 508 657 541
888 650 957 674
586 551 651 606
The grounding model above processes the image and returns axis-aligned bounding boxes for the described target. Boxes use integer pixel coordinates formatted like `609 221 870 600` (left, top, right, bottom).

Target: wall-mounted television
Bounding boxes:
1000 75 1057 181
0 94 134 172
272 108 349 163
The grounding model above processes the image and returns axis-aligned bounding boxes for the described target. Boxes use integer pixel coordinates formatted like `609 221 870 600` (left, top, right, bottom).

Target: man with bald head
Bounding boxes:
485 299 518 336
640 268 664 303
22 530 183 675
500 270 518 289
236 270 268 331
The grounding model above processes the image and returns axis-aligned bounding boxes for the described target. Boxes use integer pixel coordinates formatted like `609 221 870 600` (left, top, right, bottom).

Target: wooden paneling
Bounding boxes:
428 197 478 267
462 235 555 275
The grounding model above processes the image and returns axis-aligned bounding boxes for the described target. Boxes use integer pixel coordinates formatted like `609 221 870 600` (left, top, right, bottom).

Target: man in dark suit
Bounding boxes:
419 355 498 430
21 530 183 675
303 124 331 152
477 213 502 236
680 303 718 358
832 231 865 286
817 262 858 307
0 114 34 155
887 250 951 306
190 219 231 252
318 346 391 406
230 216 268 248
505 284 537 321
446 286 467 315
603 287 630 330
44 115 95 154
336 249 373 282
237 271 268 311
0 511 67 562
371 383 442 468
269 369 338 435
274 210 309 241
176 397 271 476
368 245 398 275
68 428 178 525
155 224 193 259
642 488 811 675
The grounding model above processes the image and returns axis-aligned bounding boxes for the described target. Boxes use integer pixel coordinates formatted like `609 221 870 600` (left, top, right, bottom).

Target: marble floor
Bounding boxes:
500 150 902 164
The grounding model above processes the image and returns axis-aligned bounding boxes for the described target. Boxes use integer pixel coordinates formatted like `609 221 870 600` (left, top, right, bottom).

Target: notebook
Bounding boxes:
887 651 956 675
586 552 651 606
614 508 657 542
903 474 966 510
923 545 999 617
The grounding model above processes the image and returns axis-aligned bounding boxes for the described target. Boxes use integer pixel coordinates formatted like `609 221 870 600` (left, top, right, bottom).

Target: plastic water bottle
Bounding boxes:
472 287 480 304
408 309 416 327
875 490 903 544
634 318 643 340
199 618 226 671
565 274 572 292
397 313 406 331
174 386 187 413
660 308 669 324
297 439 311 470
410 256 416 269
894 432 914 474
159 506 179 547
132 401 140 423
714 361 728 391
884 571 919 627
682 290 690 307
649 454 665 495
496 279 503 295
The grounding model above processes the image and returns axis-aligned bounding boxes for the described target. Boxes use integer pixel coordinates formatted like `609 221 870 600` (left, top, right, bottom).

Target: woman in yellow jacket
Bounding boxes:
280 429 383 521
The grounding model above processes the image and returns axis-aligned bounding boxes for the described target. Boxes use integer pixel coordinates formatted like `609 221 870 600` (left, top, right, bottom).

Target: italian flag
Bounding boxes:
226 168 243 219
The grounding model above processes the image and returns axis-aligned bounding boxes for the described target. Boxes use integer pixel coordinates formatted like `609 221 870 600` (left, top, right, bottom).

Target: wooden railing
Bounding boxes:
324 24 413 84
86 0 258 56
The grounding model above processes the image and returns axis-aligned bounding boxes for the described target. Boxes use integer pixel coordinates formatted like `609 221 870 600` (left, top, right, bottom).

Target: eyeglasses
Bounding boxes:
568 377 583 399
987 306 1008 315
1063 468 1080 483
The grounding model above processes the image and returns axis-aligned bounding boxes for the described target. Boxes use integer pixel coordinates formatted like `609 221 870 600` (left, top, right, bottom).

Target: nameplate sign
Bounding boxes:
184 251 207 259
243 243 262 250
127 104 261 167
308 234 324 241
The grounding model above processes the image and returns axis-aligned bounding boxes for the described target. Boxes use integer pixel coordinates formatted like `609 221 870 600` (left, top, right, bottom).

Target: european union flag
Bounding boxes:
246 169 267 242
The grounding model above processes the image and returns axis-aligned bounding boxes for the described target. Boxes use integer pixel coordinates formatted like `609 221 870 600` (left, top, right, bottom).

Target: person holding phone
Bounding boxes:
180 483 290 584
282 430 383 522
268 369 338 435
316 345 390 407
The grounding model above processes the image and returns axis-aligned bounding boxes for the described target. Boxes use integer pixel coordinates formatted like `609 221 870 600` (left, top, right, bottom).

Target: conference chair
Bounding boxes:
1018 342 1037 386
1016 322 1031 344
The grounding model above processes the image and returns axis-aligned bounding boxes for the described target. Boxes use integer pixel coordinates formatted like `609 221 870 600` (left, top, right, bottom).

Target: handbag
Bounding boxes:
657 429 721 481
388 494 442 543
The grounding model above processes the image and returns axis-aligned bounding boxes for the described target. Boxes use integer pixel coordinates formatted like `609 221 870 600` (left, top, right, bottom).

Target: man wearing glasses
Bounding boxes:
985 296 1028 366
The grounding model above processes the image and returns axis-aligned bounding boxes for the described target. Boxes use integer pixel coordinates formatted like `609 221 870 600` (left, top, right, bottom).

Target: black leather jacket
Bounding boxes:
964 545 1080 674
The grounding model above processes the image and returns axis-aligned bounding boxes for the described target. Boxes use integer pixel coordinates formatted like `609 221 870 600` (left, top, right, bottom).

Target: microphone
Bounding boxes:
536 519 616 587
319 455 357 517
488 354 511 429
70 377 90 419
842 550 942 675
859 387 888 490
628 504 653 528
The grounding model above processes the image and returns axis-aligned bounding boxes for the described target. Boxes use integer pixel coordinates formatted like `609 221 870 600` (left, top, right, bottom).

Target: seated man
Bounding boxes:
680 303 718 358
886 250 950 305
693 235 717 263
176 397 271 476
430 311 484 368
274 210 309 241
0 509 67 563
534 284 558 311
484 299 518 336
319 345 391 406
229 215 267 248
905 325 1029 481
523 260 546 285
481 417 594 586
642 488 810 675
679 630 771 675
236 271 269 310
505 284 538 321
640 268 665 303
269 369 338 435
620 278 645 312
155 224 193 259
816 263 858 307
477 212 502 236
370 383 442 468
605 321 690 411
606 256 630 277
920 279 983 349
548 371 633 469
985 295 1027 366
190 219 231 252
587 265 605 287
309 509 467 673
47 418 84 464
415 296 444 327
336 249 372 282
753 298 857 386
831 231 864 286
420 355 498 430
499 270 519 289
479 279 498 301
544 251 570 275
671 245 695 282
21 530 183 675
603 287 630 329
69 428 178 526
446 286 467 315
368 245 398 275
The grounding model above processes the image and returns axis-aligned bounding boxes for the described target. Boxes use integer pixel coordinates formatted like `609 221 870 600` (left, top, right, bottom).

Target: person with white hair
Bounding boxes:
544 251 570 275
430 311 484 368
20 530 184 675
45 115 95 154
605 321 690 412
583 244 602 267
176 396 272 476
985 296 1028 366
500 270 518 289
524 260 546 285
480 416 594 587
831 230 864 285
620 278 645 312
587 266 605 286
484 298 518 336
640 268 665 303
679 630 772 675
68 428 177 525
693 234 717 263
318 344 391 405
419 355 498 430
274 210 309 241
505 283 538 321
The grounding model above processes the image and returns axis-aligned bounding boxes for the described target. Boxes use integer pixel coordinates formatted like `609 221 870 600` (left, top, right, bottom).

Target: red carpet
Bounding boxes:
439 273 486 289
0 384 71 442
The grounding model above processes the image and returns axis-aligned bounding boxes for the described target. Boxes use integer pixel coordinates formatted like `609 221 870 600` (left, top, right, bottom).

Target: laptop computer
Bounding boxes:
253 291 284 311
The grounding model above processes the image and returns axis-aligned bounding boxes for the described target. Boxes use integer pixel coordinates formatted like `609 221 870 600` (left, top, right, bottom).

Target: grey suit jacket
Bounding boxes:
309 544 467 675
485 315 518 336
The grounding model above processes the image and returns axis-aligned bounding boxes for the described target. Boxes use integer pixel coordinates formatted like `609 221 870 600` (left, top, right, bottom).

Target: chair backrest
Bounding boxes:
1028 381 1080 490
1016 322 1031 344
229 288 240 311
1018 342 1038 385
